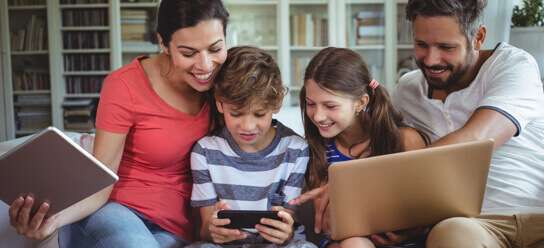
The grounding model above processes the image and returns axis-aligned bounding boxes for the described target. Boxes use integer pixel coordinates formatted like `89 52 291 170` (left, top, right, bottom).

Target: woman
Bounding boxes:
9 0 229 247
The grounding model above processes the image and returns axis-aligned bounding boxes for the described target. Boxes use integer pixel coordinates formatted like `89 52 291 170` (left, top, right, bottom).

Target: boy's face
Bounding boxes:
216 101 279 153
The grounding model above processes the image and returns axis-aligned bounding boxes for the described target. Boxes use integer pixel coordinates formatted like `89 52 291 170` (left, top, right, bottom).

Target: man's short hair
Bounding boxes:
405 0 487 42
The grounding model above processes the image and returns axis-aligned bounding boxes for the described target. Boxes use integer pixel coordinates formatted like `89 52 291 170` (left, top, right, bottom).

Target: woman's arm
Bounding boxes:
9 129 126 240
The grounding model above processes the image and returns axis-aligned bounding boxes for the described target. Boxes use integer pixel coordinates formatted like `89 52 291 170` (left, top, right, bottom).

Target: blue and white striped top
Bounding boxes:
190 120 309 211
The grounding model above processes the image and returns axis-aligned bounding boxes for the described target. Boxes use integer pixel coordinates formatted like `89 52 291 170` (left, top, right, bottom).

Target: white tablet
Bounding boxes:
0 127 118 215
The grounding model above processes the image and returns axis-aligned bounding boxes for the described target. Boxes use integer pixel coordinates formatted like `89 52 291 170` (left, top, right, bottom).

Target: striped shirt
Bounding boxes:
190 120 309 211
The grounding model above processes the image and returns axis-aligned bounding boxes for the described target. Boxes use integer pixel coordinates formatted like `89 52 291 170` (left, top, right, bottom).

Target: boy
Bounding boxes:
188 46 315 248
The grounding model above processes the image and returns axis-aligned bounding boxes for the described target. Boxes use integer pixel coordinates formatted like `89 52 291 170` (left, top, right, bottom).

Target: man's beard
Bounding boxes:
416 53 474 90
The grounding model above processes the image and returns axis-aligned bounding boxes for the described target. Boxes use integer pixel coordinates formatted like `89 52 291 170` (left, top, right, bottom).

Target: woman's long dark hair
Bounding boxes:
156 0 229 135
300 47 405 189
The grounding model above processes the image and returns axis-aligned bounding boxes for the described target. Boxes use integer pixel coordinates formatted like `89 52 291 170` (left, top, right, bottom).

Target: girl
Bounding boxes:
292 47 428 248
9 0 229 247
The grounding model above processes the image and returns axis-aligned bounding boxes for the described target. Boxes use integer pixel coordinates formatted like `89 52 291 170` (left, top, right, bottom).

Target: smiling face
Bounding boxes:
304 79 365 139
413 16 479 90
217 101 278 153
161 19 227 92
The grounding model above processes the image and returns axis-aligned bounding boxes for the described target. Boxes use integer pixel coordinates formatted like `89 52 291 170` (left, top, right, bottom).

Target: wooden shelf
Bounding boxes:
63 49 111 54
13 90 51 95
11 50 49 55
225 0 277 5
65 93 100 98
8 5 47 10
351 44 386 50
120 2 158 8
61 26 110 31
60 4 109 9
63 71 110 76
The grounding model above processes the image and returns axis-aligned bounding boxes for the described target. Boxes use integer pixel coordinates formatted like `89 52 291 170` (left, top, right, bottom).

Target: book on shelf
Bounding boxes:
62 98 93 108
121 0 157 2
15 95 51 105
10 14 47 51
64 54 110 71
14 106 51 131
397 12 412 44
121 9 151 42
63 98 97 132
63 31 109 49
290 13 328 47
353 10 384 46
13 69 50 91
60 0 108 4
62 9 108 27
66 76 104 94
9 0 46 5
292 57 311 88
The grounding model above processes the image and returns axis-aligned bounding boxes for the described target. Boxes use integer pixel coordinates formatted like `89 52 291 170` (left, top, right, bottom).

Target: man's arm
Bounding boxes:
431 108 517 149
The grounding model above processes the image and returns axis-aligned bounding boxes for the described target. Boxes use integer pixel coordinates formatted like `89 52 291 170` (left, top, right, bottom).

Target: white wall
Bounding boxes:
482 0 515 48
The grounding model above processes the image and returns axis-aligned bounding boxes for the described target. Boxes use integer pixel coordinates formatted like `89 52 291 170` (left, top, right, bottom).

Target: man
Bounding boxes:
393 0 544 247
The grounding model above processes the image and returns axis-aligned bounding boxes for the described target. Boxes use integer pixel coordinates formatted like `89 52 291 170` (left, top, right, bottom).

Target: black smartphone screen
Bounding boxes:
217 210 280 229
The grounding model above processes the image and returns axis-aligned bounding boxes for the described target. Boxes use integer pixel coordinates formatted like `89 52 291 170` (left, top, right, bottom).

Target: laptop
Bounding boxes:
0 127 118 215
328 139 493 240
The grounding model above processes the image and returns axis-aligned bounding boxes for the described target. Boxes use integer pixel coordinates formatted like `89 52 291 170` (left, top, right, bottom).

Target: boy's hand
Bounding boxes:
255 206 294 245
208 201 247 244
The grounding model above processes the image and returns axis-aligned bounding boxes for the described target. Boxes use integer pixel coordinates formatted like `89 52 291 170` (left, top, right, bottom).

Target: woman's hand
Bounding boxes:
207 201 247 244
288 184 330 234
9 195 59 240
255 206 294 245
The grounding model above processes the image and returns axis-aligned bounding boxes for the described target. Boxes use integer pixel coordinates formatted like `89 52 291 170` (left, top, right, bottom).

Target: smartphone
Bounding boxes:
217 210 280 229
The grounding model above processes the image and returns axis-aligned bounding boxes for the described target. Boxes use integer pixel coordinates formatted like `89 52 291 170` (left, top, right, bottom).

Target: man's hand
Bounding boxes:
289 184 330 233
370 227 428 246
9 196 59 240
207 201 247 244
255 206 294 245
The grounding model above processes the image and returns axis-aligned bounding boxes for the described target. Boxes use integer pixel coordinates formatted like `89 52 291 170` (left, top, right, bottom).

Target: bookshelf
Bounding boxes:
57 0 112 133
2 0 54 138
396 0 417 80
1 0 413 140
119 0 159 65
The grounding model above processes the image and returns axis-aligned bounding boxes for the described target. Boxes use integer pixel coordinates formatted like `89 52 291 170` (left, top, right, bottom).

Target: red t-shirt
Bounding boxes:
95 57 209 240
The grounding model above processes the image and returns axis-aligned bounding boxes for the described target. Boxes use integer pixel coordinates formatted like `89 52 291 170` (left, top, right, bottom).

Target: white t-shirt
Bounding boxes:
392 43 544 214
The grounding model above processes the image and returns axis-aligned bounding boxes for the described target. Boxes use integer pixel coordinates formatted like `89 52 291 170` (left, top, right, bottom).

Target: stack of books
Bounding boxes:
16 109 51 131
353 10 384 45
121 9 149 42
14 95 52 132
63 98 96 132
